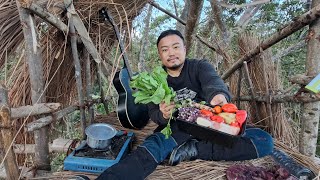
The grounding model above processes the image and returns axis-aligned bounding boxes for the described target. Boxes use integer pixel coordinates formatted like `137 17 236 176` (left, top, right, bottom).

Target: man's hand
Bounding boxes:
159 101 175 119
210 94 228 106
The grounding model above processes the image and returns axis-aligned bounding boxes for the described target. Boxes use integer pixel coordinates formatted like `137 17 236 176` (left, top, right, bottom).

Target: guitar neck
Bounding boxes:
114 30 133 79
101 8 133 79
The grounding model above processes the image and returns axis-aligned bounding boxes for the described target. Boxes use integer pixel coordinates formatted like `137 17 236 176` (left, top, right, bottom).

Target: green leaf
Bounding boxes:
129 66 177 137
161 123 172 139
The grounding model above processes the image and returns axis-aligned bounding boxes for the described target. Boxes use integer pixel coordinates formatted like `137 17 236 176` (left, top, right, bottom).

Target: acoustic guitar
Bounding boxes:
100 7 149 129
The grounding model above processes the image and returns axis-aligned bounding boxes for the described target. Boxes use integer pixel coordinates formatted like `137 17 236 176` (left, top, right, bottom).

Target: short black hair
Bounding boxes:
156 29 184 47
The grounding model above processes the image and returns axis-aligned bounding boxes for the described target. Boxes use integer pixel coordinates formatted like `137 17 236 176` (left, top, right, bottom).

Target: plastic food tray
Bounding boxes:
176 118 246 148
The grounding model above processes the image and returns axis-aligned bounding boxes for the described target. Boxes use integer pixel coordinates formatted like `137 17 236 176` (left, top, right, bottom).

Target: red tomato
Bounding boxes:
221 103 238 113
230 121 240 127
200 109 213 117
210 115 225 123
236 110 247 126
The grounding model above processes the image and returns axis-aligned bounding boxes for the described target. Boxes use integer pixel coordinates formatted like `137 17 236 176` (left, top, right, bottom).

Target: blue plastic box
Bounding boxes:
64 132 134 174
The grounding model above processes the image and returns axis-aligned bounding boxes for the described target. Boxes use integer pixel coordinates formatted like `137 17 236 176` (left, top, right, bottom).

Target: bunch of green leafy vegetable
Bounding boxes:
130 66 176 138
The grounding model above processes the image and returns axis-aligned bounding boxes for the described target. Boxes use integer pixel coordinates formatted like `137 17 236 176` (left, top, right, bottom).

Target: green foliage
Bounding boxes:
51 153 66 172
150 15 171 30
130 66 176 138
130 66 176 105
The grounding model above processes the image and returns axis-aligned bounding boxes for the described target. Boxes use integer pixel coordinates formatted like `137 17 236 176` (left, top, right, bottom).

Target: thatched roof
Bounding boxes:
0 0 148 106
0 0 149 168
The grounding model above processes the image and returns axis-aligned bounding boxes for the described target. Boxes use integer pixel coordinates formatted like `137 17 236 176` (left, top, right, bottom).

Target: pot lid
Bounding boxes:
85 123 117 140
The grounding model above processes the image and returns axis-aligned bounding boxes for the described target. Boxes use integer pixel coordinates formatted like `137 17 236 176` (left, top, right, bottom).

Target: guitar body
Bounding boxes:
113 67 149 129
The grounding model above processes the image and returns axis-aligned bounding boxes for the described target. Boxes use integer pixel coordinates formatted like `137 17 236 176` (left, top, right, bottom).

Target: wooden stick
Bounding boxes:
232 94 320 103
69 15 86 138
261 57 274 135
85 52 94 125
0 85 19 180
97 63 109 114
261 58 274 135
236 68 243 108
21 2 68 33
25 106 78 132
66 3 101 64
11 103 61 119
13 138 79 154
243 61 261 121
289 74 315 86
221 4 320 80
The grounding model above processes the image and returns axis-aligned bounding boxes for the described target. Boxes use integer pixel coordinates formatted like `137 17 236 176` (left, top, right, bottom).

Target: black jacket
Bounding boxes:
148 59 231 126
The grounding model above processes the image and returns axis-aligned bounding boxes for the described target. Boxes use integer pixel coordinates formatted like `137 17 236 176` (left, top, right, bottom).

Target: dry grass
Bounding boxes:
228 32 298 147
31 113 319 179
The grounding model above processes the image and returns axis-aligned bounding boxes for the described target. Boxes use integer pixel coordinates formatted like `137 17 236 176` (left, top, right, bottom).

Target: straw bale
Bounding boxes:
228 32 298 147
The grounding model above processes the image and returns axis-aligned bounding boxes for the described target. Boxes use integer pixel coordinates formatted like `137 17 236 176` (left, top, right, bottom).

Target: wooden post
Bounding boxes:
236 68 243 108
243 61 261 122
97 64 109 114
16 1 50 170
26 106 79 132
261 58 275 135
0 85 19 180
85 52 94 124
69 17 86 138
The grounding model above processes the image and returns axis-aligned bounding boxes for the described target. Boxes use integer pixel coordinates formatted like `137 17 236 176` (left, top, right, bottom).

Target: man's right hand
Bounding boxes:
159 101 175 119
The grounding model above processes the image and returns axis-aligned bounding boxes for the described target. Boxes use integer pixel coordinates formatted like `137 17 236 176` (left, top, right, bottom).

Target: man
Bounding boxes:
96 29 273 180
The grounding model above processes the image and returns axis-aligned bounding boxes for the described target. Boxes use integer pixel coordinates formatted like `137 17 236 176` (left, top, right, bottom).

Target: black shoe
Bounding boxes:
168 139 198 166
68 175 90 180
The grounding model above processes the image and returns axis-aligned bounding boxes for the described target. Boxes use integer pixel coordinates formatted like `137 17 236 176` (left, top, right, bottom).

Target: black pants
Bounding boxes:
97 122 268 180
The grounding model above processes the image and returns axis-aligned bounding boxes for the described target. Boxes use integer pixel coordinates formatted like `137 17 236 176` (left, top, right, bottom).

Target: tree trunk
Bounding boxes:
299 0 320 158
176 0 190 34
69 15 86 139
184 0 203 54
211 0 229 44
16 1 50 170
195 6 215 60
138 4 152 72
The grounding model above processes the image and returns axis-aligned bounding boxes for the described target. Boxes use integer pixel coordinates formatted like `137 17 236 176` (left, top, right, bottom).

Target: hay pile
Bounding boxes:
44 113 319 180
228 32 298 147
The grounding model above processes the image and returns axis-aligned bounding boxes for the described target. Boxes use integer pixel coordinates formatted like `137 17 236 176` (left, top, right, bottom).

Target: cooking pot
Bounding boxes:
85 123 117 149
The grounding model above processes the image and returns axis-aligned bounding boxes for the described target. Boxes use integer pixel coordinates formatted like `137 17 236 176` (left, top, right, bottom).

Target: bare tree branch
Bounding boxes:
21 2 68 33
233 94 320 103
172 0 179 16
221 4 320 80
236 5 262 30
219 0 270 9
272 40 306 62
149 1 219 52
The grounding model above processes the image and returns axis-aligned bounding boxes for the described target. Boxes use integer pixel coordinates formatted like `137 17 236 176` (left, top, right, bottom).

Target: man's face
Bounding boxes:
157 34 186 70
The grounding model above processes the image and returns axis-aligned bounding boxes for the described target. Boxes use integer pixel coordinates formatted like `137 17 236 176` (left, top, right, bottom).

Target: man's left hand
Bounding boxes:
210 94 228 106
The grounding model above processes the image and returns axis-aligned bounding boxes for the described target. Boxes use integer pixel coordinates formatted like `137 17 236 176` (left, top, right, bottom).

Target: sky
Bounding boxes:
132 0 212 39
